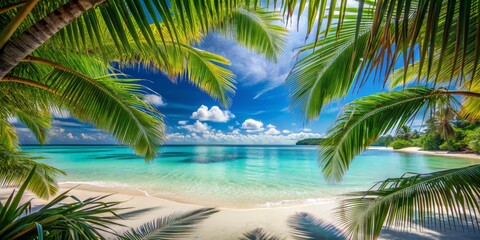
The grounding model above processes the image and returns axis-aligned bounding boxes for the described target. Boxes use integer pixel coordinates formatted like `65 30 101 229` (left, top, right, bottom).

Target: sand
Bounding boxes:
2 182 478 239
394 147 480 160
2 147 479 239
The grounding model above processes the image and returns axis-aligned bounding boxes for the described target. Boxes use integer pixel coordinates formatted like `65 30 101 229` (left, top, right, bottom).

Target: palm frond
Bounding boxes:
337 164 480 239
0 118 18 149
319 87 454 182
288 212 344 240
287 7 375 120
14 108 51 144
221 8 287 62
12 51 164 160
239 228 284 240
0 146 64 199
118 208 218 240
0 169 125 240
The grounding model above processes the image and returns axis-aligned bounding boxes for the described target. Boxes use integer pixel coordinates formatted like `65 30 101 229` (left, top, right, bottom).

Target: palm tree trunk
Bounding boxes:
0 0 105 80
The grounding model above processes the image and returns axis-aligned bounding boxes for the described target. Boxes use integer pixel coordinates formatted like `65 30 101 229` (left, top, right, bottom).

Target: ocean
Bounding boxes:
22 145 478 207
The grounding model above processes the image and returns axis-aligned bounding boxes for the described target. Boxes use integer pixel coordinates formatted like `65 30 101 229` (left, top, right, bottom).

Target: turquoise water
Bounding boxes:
22 145 478 207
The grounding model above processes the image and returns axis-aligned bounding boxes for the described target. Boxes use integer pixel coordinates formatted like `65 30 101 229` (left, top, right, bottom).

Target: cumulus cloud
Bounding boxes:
179 120 211 133
144 94 166 106
191 105 235 122
178 120 188 125
282 130 291 134
265 127 281 135
266 124 276 128
66 133 74 139
241 119 264 132
302 128 312 132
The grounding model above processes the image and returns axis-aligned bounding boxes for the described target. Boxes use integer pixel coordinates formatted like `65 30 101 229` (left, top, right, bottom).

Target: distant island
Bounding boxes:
296 136 393 146
296 138 325 145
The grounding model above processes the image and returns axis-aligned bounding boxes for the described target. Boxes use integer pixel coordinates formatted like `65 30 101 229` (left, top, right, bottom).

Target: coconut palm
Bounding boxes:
284 0 480 239
395 125 414 141
0 0 286 198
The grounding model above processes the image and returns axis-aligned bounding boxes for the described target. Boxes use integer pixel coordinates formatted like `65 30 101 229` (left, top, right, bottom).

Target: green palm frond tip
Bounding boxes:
319 87 453 182
118 208 218 240
337 164 480 239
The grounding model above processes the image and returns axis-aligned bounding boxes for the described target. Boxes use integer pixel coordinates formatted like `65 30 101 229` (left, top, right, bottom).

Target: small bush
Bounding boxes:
468 127 480 153
421 133 443 150
389 139 414 149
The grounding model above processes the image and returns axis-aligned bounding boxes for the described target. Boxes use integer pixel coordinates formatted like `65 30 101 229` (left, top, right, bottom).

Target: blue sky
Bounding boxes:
15 4 394 145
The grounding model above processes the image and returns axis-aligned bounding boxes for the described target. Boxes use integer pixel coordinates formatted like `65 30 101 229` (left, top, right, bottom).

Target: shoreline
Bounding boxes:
58 182 343 210
4 184 477 239
394 147 480 160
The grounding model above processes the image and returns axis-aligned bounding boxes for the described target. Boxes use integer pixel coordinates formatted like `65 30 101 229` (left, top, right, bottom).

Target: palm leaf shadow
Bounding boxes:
288 212 344 240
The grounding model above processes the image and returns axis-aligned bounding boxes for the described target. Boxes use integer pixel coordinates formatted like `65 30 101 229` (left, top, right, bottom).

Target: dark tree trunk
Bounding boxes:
0 0 105 79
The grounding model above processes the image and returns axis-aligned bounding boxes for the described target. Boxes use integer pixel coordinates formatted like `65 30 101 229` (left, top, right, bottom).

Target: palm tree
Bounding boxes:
0 1 286 198
284 0 480 239
395 125 414 140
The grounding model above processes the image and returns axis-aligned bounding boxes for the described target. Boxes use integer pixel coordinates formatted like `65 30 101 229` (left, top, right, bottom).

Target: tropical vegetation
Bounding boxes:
3 0 480 239
285 0 480 239
0 0 286 198
0 168 218 240
0 0 287 238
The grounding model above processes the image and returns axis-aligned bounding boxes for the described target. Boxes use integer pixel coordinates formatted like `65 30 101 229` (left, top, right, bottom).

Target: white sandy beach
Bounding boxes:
394 147 480 160
2 181 478 239
2 147 479 239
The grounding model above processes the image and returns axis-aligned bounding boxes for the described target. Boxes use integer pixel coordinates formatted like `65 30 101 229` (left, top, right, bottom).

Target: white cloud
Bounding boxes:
178 120 188 125
191 105 235 122
66 133 74 139
144 94 166 106
302 128 312 132
265 127 281 135
166 131 323 145
179 120 211 133
241 119 264 132
282 130 291 134
266 124 276 128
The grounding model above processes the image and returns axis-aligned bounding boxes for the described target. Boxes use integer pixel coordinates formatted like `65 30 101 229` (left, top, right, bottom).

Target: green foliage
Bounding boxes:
388 139 414 150
421 133 444 150
1 169 217 240
468 127 480 153
371 135 394 146
0 168 122 240
295 138 325 145
318 87 451 182
0 146 64 199
337 165 480 239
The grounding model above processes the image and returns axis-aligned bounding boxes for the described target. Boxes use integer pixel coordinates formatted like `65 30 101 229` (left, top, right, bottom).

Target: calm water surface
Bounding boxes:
22 145 478 207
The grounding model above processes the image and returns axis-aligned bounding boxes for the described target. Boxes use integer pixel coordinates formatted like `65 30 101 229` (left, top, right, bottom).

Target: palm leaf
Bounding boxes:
118 208 218 240
0 146 64 199
0 173 125 240
220 7 287 62
337 164 480 239
287 7 375 120
319 87 454 182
